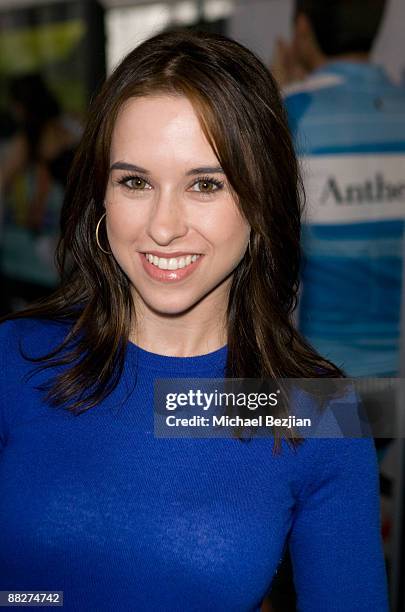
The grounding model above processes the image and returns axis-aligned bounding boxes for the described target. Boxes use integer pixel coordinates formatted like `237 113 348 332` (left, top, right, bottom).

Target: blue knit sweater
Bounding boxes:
0 318 389 611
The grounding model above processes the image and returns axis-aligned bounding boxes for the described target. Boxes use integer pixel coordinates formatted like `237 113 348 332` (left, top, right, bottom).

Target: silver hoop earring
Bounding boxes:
96 212 112 255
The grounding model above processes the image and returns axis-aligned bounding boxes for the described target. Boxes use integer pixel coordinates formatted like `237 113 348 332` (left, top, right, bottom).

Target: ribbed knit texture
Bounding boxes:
0 318 389 611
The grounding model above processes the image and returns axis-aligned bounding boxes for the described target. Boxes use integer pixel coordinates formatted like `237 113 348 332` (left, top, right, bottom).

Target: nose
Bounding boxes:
146 189 188 245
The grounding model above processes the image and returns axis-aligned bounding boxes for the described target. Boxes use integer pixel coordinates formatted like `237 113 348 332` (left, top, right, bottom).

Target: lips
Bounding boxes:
139 252 203 282
145 253 200 270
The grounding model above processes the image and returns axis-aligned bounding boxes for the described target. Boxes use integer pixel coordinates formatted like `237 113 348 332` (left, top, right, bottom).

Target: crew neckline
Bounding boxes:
126 340 228 374
315 60 387 83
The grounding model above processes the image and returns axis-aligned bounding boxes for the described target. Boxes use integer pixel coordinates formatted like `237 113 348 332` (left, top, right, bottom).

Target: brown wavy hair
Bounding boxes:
0 29 344 448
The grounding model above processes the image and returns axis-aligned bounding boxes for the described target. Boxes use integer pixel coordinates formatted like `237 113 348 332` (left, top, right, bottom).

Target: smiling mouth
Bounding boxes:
144 253 201 271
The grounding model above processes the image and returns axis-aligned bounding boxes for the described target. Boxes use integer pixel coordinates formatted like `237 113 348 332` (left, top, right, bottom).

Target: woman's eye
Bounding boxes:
119 176 151 190
190 179 223 194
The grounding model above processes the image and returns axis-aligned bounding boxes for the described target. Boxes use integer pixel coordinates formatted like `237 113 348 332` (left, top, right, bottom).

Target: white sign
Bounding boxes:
300 154 405 224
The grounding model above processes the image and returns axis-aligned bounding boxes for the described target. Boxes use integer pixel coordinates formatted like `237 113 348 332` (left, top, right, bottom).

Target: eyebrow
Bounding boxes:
110 161 224 175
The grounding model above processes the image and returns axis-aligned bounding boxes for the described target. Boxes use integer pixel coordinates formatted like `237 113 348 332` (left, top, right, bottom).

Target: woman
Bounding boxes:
0 30 388 611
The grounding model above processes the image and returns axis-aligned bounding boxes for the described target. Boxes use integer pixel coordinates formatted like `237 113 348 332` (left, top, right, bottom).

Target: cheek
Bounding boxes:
203 205 249 254
105 182 144 239
106 203 145 244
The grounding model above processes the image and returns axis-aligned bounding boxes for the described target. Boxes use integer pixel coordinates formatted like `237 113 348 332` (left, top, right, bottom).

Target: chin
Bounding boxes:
133 289 203 316
149 300 199 317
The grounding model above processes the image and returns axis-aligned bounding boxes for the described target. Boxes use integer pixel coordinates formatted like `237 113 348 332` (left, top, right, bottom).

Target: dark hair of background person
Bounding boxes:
9 73 60 162
294 0 387 56
0 30 345 450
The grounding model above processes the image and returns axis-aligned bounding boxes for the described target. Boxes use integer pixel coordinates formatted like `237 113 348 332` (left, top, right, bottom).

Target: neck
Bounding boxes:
129 283 229 357
315 51 370 70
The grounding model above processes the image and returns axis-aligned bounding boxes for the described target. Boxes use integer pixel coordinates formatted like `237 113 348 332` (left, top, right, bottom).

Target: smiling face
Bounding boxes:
104 94 250 319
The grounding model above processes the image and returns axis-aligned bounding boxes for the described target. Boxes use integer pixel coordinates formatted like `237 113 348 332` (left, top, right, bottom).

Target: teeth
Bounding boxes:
145 254 200 270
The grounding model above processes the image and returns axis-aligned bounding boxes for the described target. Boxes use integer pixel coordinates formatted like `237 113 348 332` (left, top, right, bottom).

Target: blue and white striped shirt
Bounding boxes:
285 61 405 376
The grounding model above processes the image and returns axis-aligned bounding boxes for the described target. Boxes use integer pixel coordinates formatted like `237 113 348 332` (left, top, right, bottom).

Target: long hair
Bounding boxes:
1 30 344 448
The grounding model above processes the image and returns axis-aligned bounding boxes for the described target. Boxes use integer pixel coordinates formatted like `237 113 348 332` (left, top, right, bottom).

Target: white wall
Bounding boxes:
373 0 405 83
229 0 293 68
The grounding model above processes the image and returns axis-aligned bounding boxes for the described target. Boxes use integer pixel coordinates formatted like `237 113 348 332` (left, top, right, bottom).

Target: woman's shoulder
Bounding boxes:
285 381 377 496
0 316 76 447
293 435 379 504
0 316 74 360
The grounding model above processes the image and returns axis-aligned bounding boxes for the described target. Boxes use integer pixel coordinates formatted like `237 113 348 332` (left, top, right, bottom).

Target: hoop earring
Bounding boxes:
96 212 112 255
248 235 253 258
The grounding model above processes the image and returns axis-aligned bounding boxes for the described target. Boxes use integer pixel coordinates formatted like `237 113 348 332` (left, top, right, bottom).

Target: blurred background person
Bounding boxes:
273 0 405 381
0 73 81 313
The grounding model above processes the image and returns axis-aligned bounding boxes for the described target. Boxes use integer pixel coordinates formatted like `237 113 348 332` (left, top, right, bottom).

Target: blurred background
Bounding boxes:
0 0 404 610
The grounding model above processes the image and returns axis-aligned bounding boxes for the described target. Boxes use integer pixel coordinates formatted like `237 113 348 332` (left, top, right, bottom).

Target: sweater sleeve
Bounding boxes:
0 321 12 456
289 437 389 611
